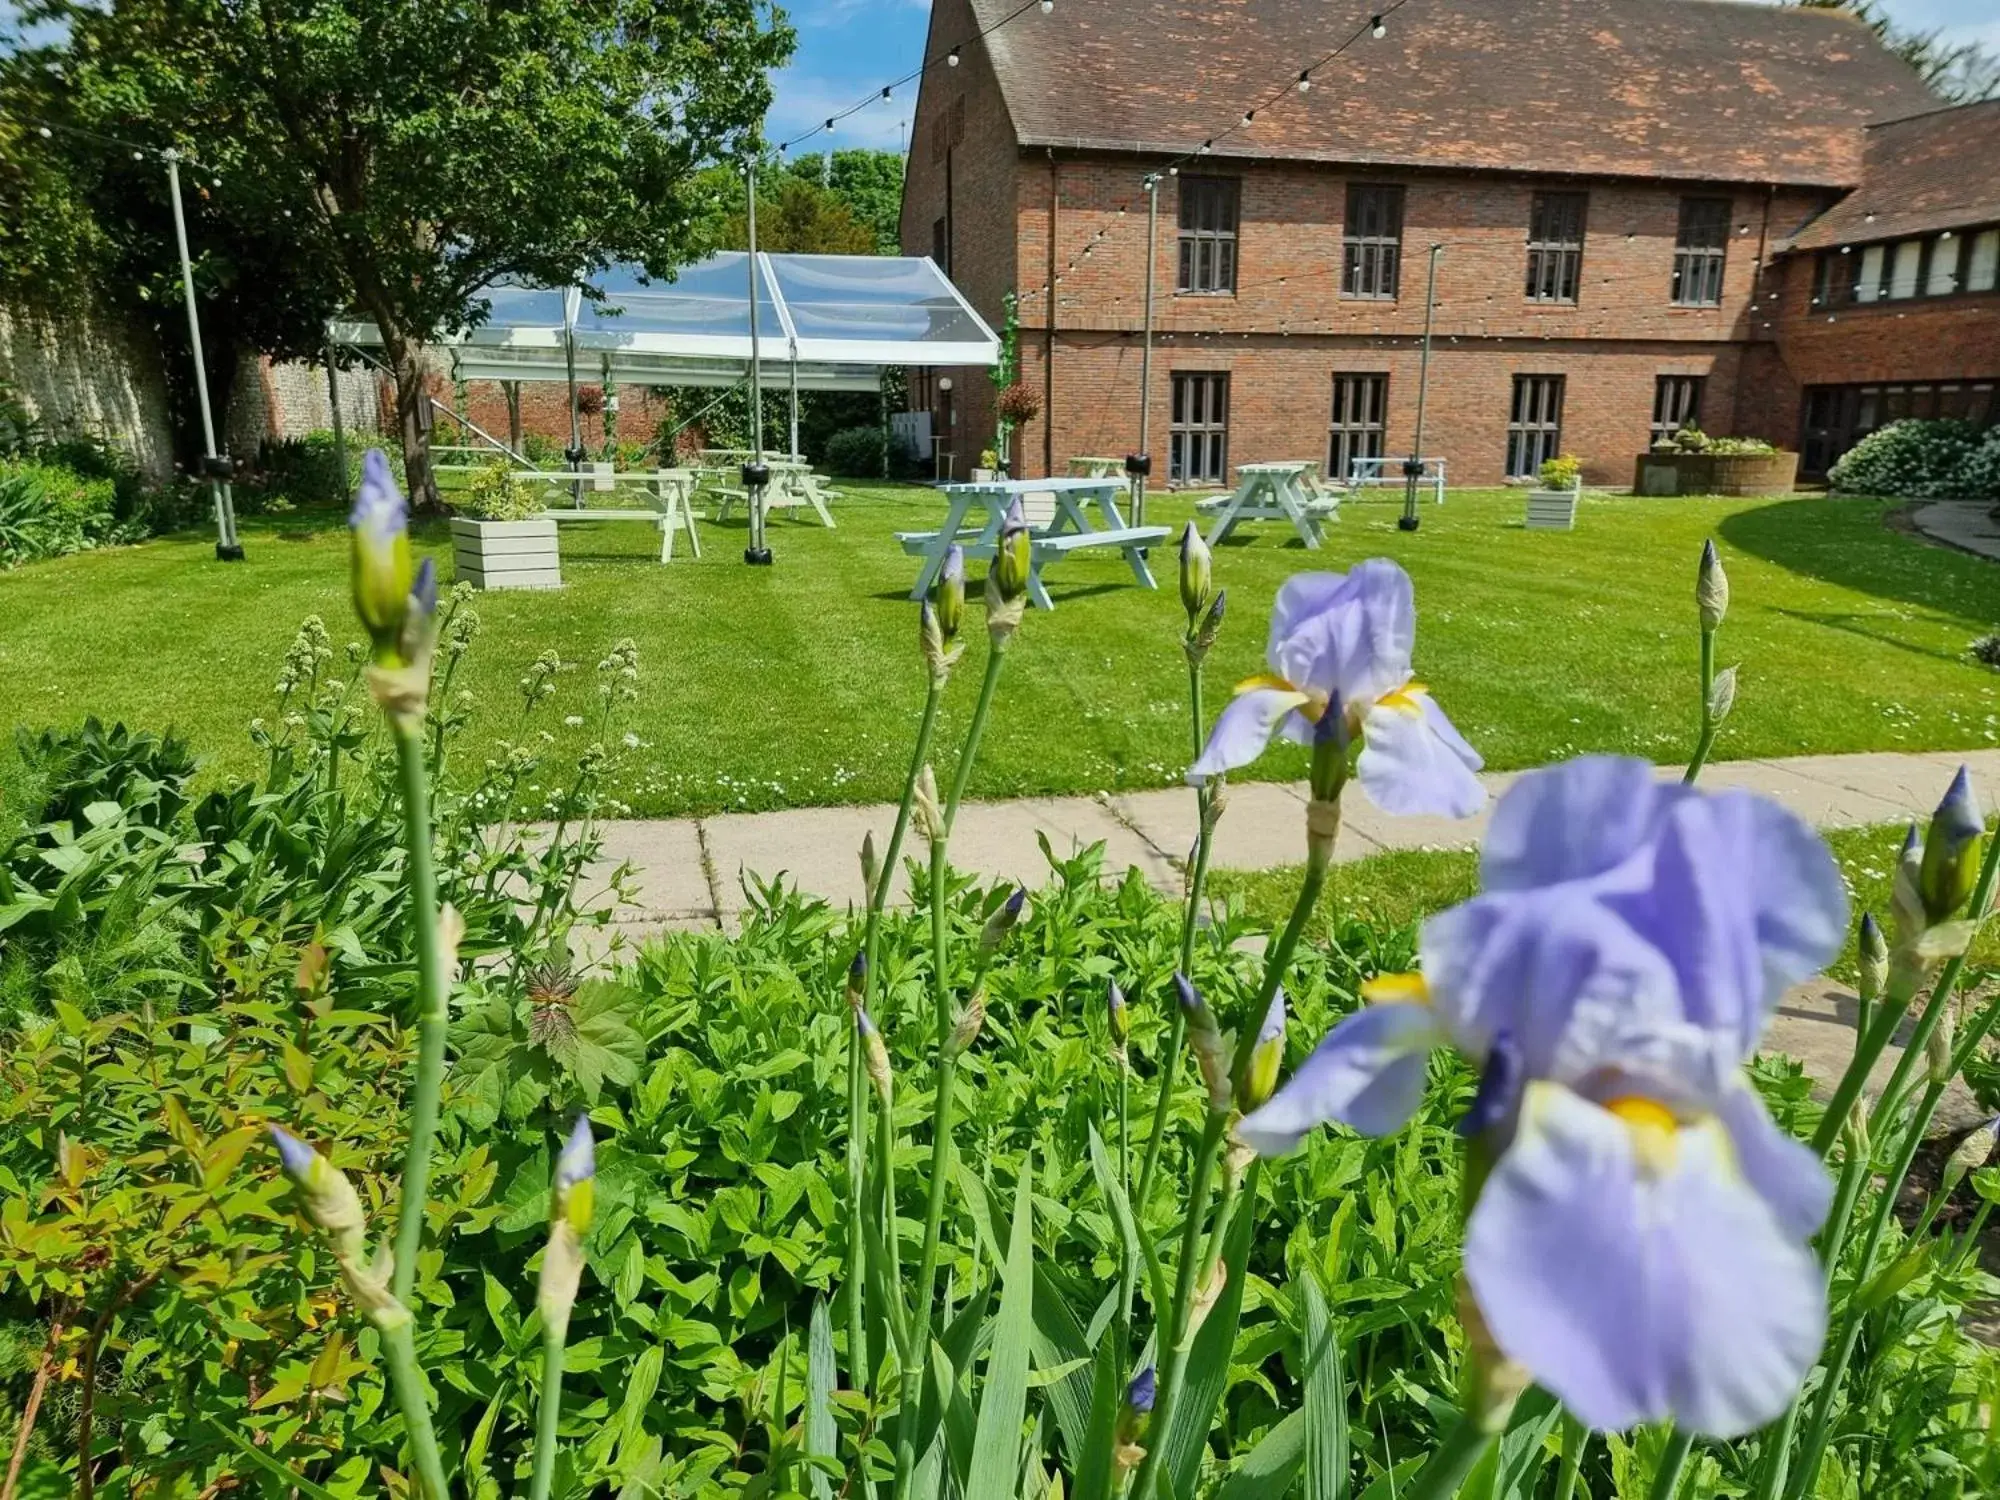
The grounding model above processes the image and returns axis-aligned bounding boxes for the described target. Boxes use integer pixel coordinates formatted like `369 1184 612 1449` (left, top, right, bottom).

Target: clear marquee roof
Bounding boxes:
331 252 999 391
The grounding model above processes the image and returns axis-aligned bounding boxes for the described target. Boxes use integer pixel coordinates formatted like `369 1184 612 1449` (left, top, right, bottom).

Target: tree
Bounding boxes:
1796 1 1999 103
718 171 878 254
17 0 792 507
784 150 906 253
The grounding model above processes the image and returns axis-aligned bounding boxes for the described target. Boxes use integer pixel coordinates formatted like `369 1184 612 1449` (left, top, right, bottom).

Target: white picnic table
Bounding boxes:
1199 461 1341 549
1067 456 1127 479
436 465 703 561
701 454 840 528
1346 455 1448 505
897 477 1170 611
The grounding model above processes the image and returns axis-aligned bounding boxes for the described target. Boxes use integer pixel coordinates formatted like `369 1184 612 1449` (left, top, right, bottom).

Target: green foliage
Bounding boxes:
249 432 360 511
457 460 546 522
780 151 906 254
1537 453 1582 490
0 459 122 566
1829 419 2000 500
721 173 878 255
823 425 887 478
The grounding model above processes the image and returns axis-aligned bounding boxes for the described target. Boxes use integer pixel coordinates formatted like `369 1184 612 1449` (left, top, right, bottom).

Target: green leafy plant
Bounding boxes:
456 461 546 522
1537 453 1582 491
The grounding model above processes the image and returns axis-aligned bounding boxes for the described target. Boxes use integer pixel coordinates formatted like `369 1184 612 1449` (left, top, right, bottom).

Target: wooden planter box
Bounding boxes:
1525 487 1579 530
451 516 561 590
1633 450 1800 497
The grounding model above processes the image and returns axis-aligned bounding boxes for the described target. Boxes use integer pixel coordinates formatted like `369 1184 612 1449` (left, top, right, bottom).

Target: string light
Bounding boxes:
1040 0 1054 11
881 86 892 101
1371 13 1387 37
1298 71 1312 91
948 46 961 66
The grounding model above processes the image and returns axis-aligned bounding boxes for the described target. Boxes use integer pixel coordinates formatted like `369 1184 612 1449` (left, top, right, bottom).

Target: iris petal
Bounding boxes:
1268 561 1416 709
1187 686 1309 783
1716 1077 1833 1241
1480 756 1679 893
1465 1082 1825 1438
1355 694 1486 817
1236 1002 1446 1155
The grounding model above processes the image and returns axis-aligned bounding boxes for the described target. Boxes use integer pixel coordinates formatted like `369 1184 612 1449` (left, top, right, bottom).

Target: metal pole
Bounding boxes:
325 335 348 493
166 150 242 560
1134 173 1159 526
743 159 772 564
1400 243 1441 533
788 338 800 460
563 285 583 507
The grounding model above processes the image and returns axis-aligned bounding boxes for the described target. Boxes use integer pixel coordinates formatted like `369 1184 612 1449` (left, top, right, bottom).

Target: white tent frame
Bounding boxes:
328 252 999 397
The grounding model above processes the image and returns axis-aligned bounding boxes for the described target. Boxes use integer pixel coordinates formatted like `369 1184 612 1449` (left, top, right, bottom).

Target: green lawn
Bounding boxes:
1 482 1995 817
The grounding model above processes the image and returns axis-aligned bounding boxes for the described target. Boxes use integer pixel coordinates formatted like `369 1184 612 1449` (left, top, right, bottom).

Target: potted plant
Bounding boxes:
451 460 560 589
1527 453 1583 530
1634 425 1798 495
972 447 1002 482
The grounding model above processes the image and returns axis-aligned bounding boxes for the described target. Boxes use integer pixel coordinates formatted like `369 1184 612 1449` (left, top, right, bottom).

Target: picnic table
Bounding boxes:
702 455 840 528
436 465 703 561
1067 456 1126 479
1199 460 1341 549
1346 455 1447 505
897 477 1170 611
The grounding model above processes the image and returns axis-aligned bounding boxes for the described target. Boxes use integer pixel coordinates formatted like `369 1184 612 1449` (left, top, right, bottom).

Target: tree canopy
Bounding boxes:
3 0 793 503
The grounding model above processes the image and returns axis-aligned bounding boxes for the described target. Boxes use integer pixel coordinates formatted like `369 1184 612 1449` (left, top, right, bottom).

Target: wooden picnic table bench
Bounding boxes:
902 477 1169 611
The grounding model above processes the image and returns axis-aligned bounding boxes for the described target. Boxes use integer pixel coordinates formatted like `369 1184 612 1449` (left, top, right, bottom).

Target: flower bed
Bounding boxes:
1632 448 1800 496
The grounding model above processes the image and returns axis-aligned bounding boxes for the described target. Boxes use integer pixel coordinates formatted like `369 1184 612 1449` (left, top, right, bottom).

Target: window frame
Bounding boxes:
1811 225 2000 308
1341 184 1405 301
1651 375 1705 445
1670 197 1730 307
1506 374 1566 479
1169 371 1231 484
1328 373 1390 483
1525 191 1588 305
1176 177 1240 296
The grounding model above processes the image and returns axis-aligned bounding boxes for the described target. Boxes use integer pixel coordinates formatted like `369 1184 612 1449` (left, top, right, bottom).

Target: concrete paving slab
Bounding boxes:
1696 758 1914 827
702 802 899 919
1110 780 1387 874
1759 751 1969 820
1912 499 2000 561
947 794 1179 891
591 818 715 921
1763 980 1988 1135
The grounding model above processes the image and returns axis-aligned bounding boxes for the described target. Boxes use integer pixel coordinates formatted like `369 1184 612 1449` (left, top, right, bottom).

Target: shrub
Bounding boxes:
1973 632 2000 669
1537 452 1582 490
1829 418 2000 499
1671 421 1711 452
1704 435 1778 455
456 458 545 520
996 379 1042 425
249 431 354 508
0 458 122 566
823 424 886 477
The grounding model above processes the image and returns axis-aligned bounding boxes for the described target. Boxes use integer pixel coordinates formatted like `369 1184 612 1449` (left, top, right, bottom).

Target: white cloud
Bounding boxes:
767 66 914 152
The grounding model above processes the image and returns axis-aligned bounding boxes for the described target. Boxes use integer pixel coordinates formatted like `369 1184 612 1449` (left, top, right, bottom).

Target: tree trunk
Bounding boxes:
376 318 439 513
505 381 522 453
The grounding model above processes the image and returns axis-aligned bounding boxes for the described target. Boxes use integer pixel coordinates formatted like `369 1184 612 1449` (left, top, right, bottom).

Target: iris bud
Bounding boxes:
1926 1001 1957 1086
948 989 987 1055
1696 538 1728 631
860 833 880 901
539 1114 596 1330
1176 973 1232 1113
993 498 1032 602
913 764 945 844
1106 979 1129 1050
1236 989 1286 1111
1706 664 1737 724
1857 913 1888 1004
845 951 867 1010
1178 521 1213 622
1190 588 1226 658
350 449 414 663
1919 766 1983 924
933 545 966 641
1115 1365 1155 1469
859 1006 894 1103
1943 1115 2000 1194
269 1126 368 1263
980 886 1027 952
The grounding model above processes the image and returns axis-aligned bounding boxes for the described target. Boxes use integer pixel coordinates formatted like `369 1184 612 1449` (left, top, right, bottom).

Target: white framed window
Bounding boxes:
1855 244 1885 302
1969 229 1999 293
1887 239 1922 299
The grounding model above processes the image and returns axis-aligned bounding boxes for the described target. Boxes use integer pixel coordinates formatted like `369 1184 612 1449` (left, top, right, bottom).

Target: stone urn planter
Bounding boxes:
1525 483 1580 531
1633 449 1800 497
451 516 562 590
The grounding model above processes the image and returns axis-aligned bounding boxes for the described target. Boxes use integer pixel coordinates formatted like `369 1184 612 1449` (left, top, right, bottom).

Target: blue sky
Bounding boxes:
765 0 2000 154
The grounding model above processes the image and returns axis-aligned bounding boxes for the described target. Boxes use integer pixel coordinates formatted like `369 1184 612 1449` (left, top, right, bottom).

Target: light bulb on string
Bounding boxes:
947 46 961 66
1298 71 1311 91
1040 0 1053 11
881 86 892 101
1371 14 1387 37
37 125 51 138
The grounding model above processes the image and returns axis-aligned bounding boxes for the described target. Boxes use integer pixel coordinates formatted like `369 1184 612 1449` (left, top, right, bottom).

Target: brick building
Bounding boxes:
899 0 1998 486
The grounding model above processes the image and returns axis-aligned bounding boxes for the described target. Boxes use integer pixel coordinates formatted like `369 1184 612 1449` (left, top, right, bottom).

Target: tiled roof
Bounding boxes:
974 0 1934 187
1783 99 2000 251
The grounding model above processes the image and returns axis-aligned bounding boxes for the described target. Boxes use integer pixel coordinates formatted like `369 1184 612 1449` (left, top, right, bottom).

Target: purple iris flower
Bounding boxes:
1187 562 1484 818
1237 755 1847 1436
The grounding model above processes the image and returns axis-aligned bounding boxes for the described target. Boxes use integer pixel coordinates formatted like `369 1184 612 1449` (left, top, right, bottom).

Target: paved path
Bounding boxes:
1912 499 2000 561
595 747 1997 934
583 746 1999 1131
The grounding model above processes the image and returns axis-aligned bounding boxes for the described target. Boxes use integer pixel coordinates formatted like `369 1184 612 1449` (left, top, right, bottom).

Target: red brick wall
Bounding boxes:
1737 244 2000 448
1016 333 1741 489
